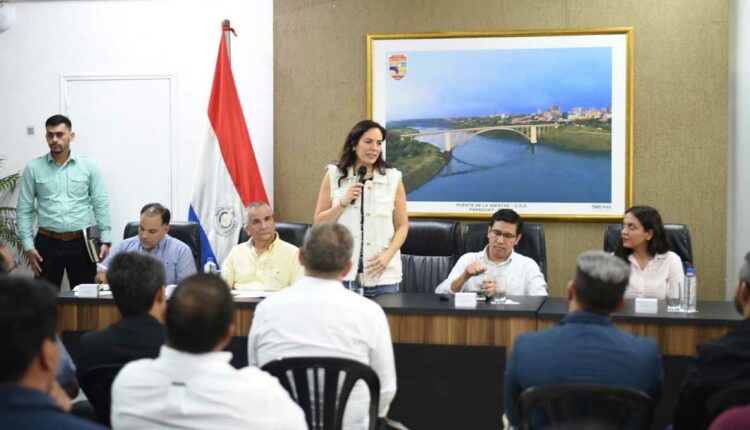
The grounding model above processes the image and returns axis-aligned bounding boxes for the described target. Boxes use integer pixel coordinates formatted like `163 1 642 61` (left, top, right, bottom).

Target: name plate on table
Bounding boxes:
77 284 99 298
634 297 658 314
454 292 477 308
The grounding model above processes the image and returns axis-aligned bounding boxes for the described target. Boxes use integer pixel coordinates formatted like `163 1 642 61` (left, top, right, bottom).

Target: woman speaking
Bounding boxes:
314 120 408 297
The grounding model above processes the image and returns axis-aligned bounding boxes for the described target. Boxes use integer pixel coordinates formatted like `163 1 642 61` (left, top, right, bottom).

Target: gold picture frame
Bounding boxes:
368 28 633 221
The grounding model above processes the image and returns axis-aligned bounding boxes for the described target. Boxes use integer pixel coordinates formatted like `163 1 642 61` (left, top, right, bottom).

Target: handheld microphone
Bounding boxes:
351 166 368 205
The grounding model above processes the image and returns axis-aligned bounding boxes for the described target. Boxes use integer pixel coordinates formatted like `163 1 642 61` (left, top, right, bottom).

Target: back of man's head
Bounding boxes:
166 274 233 353
108 252 166 317
0 276 58 384
573 250 631 315
301 222 353 274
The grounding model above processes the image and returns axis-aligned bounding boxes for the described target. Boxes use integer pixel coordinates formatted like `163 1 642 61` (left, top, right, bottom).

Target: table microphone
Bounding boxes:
351 166 368 205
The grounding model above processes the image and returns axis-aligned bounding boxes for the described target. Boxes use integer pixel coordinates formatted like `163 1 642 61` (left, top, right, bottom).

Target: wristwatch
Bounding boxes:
101 242 112 247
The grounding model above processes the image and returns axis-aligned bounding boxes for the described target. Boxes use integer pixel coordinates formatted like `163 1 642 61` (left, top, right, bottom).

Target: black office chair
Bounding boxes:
123 221 202 272
704 382 750 428
399 219 463 293
237 221 310 247
518 384 654 430
79 364 124 426
261 357 380 430
602 223 694 270
463 222 548 280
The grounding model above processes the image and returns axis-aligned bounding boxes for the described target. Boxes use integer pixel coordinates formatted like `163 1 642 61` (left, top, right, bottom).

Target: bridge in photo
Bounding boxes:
401 124 559 152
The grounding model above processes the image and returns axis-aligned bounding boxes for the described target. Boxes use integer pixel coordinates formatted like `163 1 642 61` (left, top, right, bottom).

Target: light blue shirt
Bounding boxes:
16 152 111 251
101 234 197 285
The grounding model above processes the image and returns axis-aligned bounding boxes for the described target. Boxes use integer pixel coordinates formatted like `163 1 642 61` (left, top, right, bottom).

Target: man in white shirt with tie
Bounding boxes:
247 222 397 430
110 273 306 430
435 209 548 296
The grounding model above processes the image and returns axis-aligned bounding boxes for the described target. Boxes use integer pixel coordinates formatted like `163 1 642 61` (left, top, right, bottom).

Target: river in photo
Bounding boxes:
406 127 611 203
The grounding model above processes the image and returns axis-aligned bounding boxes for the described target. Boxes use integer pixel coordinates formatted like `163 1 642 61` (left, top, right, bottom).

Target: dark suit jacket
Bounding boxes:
504 311 663 427
673 319 750 429
0 385 106 430
77 314 165 377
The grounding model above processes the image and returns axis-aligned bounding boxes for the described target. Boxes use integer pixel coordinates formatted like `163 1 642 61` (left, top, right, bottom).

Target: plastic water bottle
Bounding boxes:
203 257 218 274
681 268 697 313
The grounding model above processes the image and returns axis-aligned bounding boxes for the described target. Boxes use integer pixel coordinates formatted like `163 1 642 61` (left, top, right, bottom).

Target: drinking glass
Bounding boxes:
666 280 681 312
492 274 508 304
477 273 494 302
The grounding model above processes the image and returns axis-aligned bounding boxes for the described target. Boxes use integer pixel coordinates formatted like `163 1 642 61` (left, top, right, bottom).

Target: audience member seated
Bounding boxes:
673 252 750 429
614 205 684 299
435 209 547 296
95 203 196 285
247 222 397 430
221 201 303 291
78 253 167 377
504 250 663 429
1 240 80 399
111 273 306 429
0 276 106 429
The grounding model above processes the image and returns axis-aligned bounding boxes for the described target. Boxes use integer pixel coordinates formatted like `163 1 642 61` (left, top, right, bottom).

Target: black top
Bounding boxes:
77 313 165 378
673 319 750 429
0 385 106 430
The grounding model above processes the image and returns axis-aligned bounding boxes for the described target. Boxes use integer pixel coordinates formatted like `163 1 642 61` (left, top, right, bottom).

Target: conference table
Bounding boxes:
57 292 741 430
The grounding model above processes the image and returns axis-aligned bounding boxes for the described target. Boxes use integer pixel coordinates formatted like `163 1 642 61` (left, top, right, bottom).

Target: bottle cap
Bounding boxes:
686 267 694 275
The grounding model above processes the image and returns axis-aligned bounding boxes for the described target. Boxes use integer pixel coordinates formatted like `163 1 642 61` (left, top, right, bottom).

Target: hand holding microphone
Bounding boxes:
340 166 368 207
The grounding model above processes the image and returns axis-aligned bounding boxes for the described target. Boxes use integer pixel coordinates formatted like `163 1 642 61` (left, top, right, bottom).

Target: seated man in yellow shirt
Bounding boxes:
221 202 303 291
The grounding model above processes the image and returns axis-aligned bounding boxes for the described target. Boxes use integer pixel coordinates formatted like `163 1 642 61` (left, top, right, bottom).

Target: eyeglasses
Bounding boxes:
46 131 67 139
489 230 516 240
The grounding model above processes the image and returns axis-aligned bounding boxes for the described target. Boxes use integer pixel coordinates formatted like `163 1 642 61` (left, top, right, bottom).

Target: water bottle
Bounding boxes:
681 268 697 313
203 257 218 274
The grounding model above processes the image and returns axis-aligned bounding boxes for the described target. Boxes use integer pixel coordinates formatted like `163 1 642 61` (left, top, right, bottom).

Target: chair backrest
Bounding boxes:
602 223 694 270
79 364 124 426
463 222 548 280
399 219 463 293
261 357 380 430
704 382 750 427
123 221 201 272
238 221 310 247
518 384 654 430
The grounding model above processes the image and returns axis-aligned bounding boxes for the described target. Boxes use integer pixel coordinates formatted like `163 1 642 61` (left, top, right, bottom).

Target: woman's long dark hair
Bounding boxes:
614 205 672 261
335 120 389 186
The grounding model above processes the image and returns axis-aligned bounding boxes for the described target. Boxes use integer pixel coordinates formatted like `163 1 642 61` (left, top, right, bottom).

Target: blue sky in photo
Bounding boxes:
385 47 612 120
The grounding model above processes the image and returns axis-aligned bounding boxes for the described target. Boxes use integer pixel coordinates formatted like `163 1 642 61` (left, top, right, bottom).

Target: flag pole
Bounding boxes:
222 19 233 59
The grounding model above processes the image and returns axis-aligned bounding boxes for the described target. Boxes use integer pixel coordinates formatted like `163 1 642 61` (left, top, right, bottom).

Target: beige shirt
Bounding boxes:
221 234 303 291
624 251 685 299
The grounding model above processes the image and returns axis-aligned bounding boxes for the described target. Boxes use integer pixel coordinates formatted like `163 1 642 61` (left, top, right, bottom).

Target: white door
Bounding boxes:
63 76 174 247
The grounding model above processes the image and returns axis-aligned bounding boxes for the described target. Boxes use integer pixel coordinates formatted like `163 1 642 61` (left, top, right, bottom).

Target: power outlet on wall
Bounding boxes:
27 126 34 136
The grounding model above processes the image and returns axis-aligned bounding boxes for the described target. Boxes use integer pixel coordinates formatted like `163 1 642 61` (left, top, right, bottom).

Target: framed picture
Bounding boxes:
368 28 633 220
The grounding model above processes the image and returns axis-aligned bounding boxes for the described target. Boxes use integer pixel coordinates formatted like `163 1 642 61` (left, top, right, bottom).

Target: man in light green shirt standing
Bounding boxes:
221 202 303 291
16 114 112 288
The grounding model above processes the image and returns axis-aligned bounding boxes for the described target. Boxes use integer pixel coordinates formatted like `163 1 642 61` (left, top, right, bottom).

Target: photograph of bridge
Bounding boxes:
369 30 632 219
